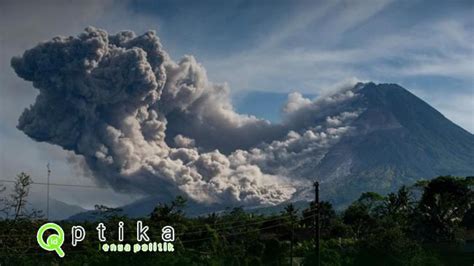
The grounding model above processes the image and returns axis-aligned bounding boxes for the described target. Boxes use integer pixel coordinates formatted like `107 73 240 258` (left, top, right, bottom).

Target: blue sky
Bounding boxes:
122 0 473 127
0 0 472 208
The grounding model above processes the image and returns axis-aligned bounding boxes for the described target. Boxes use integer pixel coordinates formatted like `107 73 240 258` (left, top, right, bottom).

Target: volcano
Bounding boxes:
311 82 474 205
68 82 474 219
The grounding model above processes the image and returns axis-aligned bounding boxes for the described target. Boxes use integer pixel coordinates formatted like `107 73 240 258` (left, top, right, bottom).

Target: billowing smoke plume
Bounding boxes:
11 27 361 205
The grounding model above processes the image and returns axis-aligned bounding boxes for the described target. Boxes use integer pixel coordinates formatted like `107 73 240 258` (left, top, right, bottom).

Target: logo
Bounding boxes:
36 221 175 258
37 223 65 257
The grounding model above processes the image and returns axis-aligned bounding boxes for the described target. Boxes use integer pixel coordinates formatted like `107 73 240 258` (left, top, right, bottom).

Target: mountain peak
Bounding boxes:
357 82 471 135
313 82 474 206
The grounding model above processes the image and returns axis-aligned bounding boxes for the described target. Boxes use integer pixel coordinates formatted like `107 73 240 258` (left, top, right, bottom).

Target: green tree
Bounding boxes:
283 203 298 221
7 173 42 220
302 201 336 230
357 192 385 215
343 192 384 239
416 176 473 241
151 195 187 223
382 186 415 229
0 183 7 217
355 225 442 266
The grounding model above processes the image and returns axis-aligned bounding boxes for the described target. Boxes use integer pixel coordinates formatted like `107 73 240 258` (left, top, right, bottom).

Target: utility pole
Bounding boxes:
313 180 320 266
46 163 51 220
290 213 294 266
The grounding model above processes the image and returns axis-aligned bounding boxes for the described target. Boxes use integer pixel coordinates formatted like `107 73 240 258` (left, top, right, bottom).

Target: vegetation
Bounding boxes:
1 172 42 220
0 175 472 265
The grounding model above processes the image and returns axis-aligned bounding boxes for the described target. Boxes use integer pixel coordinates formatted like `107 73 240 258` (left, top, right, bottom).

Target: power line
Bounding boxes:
0 179 106 189
0 213 317 253
0 212 308 239
179 215 316 244
176 213 296 237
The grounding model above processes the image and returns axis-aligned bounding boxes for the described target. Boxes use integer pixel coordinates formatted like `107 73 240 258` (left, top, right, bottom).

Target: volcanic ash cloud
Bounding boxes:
11 27 296 205
11 27 360 205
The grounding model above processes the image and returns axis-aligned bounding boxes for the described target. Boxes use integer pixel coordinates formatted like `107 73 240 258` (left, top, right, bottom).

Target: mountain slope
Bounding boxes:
69 82 474 219
68 195 235 221
26 198 86 221
316 83 474 205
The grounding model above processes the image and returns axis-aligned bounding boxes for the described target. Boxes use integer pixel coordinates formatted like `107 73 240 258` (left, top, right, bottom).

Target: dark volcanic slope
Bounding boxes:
318 83 474 205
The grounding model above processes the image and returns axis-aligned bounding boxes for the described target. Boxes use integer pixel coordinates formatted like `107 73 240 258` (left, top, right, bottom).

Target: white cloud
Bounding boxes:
203 13 473 132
